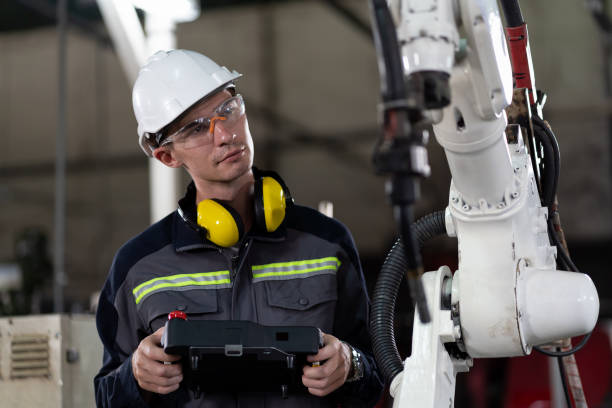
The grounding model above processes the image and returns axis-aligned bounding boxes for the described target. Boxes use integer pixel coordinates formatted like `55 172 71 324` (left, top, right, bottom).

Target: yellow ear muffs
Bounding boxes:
254 176 286 232
197 199 244 247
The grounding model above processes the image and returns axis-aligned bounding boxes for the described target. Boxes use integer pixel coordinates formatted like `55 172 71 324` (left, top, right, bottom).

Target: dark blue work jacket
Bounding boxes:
94 185 383 407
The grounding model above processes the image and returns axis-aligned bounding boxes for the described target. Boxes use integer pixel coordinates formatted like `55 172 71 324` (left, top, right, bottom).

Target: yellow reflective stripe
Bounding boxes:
253 264 337 279
251 256 341 271
132 270 229 295
132 270 230 305
251 257 341 283
134 278 230 304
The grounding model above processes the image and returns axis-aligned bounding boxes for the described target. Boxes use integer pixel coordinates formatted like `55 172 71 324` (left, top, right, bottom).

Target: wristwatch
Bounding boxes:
344 342 364 383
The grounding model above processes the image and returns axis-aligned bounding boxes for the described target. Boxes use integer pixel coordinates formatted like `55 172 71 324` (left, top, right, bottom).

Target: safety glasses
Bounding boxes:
159 94 245 149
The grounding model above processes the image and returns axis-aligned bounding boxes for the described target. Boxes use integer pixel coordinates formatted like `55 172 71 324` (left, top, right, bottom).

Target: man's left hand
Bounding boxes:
302 332 352 397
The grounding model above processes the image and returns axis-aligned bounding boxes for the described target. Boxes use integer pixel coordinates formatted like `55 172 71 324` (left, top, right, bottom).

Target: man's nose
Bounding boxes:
211 117 235 145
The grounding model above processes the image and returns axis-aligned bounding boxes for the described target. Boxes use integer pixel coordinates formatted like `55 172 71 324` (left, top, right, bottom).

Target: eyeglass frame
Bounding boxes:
145 93 245 151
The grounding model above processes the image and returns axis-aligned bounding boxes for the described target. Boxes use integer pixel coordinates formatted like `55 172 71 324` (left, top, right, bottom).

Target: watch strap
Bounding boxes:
343 342 364 383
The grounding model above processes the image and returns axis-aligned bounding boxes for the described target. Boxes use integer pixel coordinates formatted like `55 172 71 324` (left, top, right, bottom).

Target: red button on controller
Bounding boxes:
168 310 187 320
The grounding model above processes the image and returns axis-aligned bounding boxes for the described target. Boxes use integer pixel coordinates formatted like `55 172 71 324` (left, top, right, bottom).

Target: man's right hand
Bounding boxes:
132 326 183 394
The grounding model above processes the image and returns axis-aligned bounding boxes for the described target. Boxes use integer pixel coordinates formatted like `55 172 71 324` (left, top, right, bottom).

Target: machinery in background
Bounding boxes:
0 263 22 305
0 314 101 408
0 233 101 407
368 0 600 407
0 228 51 316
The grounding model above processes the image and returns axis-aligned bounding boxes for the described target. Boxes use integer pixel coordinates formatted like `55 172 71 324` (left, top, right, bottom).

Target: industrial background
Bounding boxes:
0 0 611 407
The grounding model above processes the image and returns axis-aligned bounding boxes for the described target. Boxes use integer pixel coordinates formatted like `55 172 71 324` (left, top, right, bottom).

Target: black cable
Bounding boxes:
531 116 558 209
530 115 577 271
369 0 431 324
547 218 580 273
534 331 593 357
557 355 574 408
532 115 581 273
533 115 561 206
370 210 447 384
529 113 593 359
533 124 557 209
369 0 408 103
397 204 431 323
500 0 525 27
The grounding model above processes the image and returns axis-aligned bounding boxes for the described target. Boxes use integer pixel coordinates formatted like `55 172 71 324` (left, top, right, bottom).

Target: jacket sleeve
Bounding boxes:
94 252 150 408
332 232 384 407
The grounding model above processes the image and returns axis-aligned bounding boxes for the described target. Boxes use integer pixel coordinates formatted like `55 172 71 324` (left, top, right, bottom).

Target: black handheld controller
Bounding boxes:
162 313 323 399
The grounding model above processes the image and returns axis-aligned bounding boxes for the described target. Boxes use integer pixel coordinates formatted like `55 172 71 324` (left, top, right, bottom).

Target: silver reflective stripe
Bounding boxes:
133 270 231 305
252 257 340 283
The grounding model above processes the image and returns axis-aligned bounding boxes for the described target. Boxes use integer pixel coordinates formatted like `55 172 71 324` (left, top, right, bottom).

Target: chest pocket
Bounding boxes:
252 257 339 333
133 270 231 332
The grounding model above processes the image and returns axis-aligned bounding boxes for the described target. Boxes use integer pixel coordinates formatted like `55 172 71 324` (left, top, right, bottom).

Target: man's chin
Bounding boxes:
215 161 252 182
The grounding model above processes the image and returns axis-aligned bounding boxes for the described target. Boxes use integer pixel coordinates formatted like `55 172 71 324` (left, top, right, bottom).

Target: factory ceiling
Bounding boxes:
0 1 275 31
0 0 370 46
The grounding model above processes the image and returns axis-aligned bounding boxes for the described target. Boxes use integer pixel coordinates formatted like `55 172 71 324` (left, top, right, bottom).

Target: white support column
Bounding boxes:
144 14 182 223
96 0 200 223
95 0 147 83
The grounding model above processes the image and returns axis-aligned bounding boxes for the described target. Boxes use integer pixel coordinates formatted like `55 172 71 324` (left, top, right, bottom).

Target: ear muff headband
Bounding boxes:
197 199 244 247
252 167 294 206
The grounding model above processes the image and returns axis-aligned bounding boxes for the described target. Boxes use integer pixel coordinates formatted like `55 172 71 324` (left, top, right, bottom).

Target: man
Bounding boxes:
94 49 383 407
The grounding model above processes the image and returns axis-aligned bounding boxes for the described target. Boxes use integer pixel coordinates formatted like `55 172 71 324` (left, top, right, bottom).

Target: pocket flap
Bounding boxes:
141 290 219 330
264 274 337 311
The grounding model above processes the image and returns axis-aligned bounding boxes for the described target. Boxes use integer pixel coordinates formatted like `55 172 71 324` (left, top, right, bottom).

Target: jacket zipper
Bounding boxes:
229 238 253 320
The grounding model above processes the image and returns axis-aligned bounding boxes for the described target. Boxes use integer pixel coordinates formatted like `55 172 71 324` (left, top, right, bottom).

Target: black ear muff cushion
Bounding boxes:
178 182 207 235
253 177 266 231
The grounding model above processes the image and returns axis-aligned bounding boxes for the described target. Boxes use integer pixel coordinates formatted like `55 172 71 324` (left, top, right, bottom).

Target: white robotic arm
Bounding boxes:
379 0 600 406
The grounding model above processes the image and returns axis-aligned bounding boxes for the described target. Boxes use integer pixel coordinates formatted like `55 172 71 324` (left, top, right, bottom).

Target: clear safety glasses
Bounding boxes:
160 94 245 149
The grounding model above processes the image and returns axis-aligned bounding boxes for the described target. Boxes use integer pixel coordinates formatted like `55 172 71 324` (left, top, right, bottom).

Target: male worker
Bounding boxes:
94 49 383 407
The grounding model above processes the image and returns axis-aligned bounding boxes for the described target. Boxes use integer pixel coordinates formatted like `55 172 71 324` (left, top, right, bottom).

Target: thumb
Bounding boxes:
150 325 166 345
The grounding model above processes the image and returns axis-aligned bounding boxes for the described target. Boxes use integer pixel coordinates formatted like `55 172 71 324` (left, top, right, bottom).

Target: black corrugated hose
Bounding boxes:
370 210 447 384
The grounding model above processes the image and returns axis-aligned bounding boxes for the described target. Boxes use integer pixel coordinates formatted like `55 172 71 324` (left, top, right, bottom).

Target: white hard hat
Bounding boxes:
132 49 242 156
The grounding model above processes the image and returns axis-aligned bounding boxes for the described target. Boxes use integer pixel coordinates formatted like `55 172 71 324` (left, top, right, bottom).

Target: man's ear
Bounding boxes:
153 146 182 168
